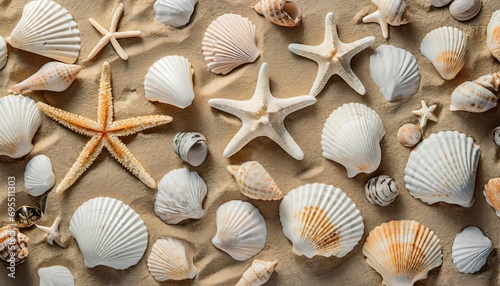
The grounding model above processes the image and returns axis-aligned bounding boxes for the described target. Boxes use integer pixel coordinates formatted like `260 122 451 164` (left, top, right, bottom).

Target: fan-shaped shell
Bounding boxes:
147 237 197 282
420 26 467 80
0 226 29 265
154 168 207 224
173 132 208 167
428 0 453 7
7 0 81 63
254 0 302 27
362 0 410 38
404 131 480 207
365 175 398 206
0 37 7 70
24 155 55 196
362 220 443 286
202 14 260 75
38 265 74 286
487 10 500 62
0 95 42 158
279 183 364 258
370 45 420 101
236 259 277 286
154 0 198 28
484 178 500 217
212 200 267 261
397 123 422 148
321 103 385 178
227 161 283 201
69 197 148 270
144 55 195 109
450 72 500 112
452 226 493 274
449 0 481 21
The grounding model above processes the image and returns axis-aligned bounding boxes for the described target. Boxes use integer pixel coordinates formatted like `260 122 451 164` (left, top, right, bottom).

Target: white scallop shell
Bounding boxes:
404 131 480 207
38 265 74 286
212 200 267 261
487 10 500 62
365 175 398 206
362 0 411 38
450 72 500 113
24 155 55 196
69 197 148 270
236 259 277 286
147 237 197 282
420 26 467 80
370 45 420 102
227 161 283 201
144 55 195 109
428 0 453 7
279 183 364 258
449 0 481 21
154 168 207 224
452 226 493 274
484 178 500 217
254 0 302 27
202 14 260 75
321 103 385 178
7 0 81 64
0 95 42 158
154 0 198 28
397 123 422 148
173 132 208 167
0 37 7 70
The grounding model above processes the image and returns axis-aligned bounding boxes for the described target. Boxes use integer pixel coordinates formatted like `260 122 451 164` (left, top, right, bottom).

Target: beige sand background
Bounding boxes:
1 0 500 285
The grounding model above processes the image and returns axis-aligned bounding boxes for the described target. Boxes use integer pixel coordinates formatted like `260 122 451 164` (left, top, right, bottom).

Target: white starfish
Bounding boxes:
412 100 438 128
288 12 375 97
36 217 67 248
87 3 141 60
208 63 316 160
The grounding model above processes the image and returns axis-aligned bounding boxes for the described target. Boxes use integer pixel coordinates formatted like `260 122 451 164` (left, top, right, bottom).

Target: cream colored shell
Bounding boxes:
449 0 481 21
362 0 411 38
450 71 500 112
173 132 208 166
397 123 422 148
38 265 74 286
0 37 7 70
428 0 453 7
227 161 283 200
484 178 500 217
147 237 197 281
236 259 277 286
254 0 302 27
452 226 493 274
24 155 55 196
154 0 198 28
365 175 398 206
487 10 500 62
0 226 29 265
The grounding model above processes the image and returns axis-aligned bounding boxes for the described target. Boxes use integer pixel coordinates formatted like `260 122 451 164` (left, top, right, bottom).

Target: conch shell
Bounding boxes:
254 0 302 27
362 0 411 38
450 71 500 113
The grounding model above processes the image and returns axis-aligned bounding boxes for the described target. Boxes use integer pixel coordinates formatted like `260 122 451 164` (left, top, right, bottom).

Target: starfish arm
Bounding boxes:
114 31 142 38
342 36 376 60
272 95 316 117
362 10 389 39
428 113 439 122
109 37 129 60
86 36 111 61
337 61 366 95
37 102 101 136
266 124 304 160
209 98 251 119
109 115 173 136
89 18 108 35
309 62 334 97
255 63 272 99
288 43 325 62
98 62 113 128
324 12 340 46
110 3 125 33
223 123 258 158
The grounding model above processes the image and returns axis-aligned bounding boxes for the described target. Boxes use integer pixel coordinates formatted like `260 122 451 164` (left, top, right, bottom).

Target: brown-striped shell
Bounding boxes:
484 178 500 218
227 161 283 201
236 259 277 286
254 0 302 27
0 226 29 265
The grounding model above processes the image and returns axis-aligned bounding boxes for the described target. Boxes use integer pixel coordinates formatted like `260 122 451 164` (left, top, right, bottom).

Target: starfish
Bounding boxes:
87 3 141 60
37 62 172 192
412 100 438 128
288 12 375 97
208 63 316 160
35 217 67 248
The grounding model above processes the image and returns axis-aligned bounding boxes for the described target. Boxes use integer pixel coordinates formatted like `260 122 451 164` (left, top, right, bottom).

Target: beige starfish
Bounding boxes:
412 100 438 128
35 217 67 248
37 62 172 192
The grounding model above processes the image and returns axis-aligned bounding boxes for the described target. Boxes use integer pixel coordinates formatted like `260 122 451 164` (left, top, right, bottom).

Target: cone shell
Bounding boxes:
0 226 29 265
227 161 283 201
254 0 302 27
452 226 493 274
397 123 422 148
428 0 453 7
365 175 398 206
484 178 500 217
24 155 55 196
38 265 74 286
362 0 410 38
154 0 198 28
236 259 277 286
0 37 7 70
147 237 197 282
362 220 443 286
450 72 500 112
449 0 481 21
487 10 500 62
173 132 208 167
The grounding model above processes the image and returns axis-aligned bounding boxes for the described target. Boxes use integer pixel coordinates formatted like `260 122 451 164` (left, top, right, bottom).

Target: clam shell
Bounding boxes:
147 237 197 282
487 10 500 62
449 0 481 21
236 259 277 286
279 183 364 258
0 37 7 70
450 72 500 112
452 226 493 274
428 0 453 7
484 178 500 217
38 265 74 286
227 161 283 201
0 226 29 265
14 205 42 228
173 132 208 166
365 175 398 206
254 0 302 27
24 155 55 197
362 0 411 38
154 0 198 28
397 123 422 148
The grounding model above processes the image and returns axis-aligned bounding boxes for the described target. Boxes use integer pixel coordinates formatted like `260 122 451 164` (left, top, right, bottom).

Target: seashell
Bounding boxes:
24 155 55 197
147 237 197 282
484 178 500 217
212 200 267 261
493 127 500 146
321 102 385 178
202 14 260 75
6 0 81 64
397 123 422 147
365 175 398 206
144 55 195 109
452 226 493 274
227 161 283 201
370 45 420 102
69 197 148 270
236 259 277 286
0 95 42 158
14 205 42 228
487 10 500 62
279 183 364 258
0 226 29 265
404 130 480 207
420 26 467 80
362 220 443 286
362 0 411 39
254 0 302 27
38 265 74 286
8 62 81 95
428 0 453 7
449 0 481 21
173 132 208 166
153 0 198 28
154 168 207 224
450 71 500 112
0 37 7 70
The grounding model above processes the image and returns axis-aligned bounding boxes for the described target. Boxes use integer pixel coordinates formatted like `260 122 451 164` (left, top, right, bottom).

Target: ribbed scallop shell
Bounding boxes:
370 45 420 102
365 175 398 206
450 72 500 112
420 26 467 80
154 168 207 224
7 0 81 63
484 178 500 217
428 0 453 7
0 37 7 70
404 131 480 207
154 0 198 28
452 226 493 274
173 132 208 167
202 14 260 75
144 55 195 109
362 220 443 286
0 226 29 265
24 155 55 196
487 10 500 62
362 0 410 38
321 103 385 178
279 183 364 258
254 0 302 27
147 237 197 282
69 197 148 270
38 265 74 286
0 95 42 158
397 123 422 148
449 0 481 21
212 200 267 261
236 259 277 286
227 161 283 201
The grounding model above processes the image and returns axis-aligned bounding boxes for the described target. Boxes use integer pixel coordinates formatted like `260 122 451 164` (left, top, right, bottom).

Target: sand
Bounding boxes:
1 0 500 285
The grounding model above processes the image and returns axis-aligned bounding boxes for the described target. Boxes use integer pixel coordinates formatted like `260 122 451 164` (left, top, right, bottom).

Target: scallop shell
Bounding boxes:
420 26 467 80
147 237 197 282
0 95 42 158
24 155 55 197
202 14 260 75
321 102 385 178
484 178 500 217
404 130 480 207
362 220 443 286
279 183 364 258
254 0 302 27
365 175 398 206
7 0 81 63
69 197 148 270
38 265 74 286
362 0 411 38
154 168 207 224
154 0 198 28
0 226 29 265
212 200 267 261
428 0 453 7
452 226 493 274
227 161 283 201
370 45 420 101
14 205 42 228
450 71 500 112
449 0 481 21
397 123 422 148
173 132 208 167
236 259 277 286
487 10 500 62
0 37 7 70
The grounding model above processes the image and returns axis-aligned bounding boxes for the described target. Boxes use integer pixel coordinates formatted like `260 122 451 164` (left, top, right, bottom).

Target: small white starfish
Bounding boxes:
209 63 316 160
87 3 141 60
288 12 375 97
36 217 67 248
412 100 438 128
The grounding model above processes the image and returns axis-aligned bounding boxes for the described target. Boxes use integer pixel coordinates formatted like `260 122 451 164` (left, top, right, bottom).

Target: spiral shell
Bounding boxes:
449 0 481 22
397 123 422 148
227 161 283 201
365 175 398 206
173 132 208 167
450 71 500 113
484 178 500 217
0 226 29 265
487 10 500 62
236 259 277 286
254 0 302 27
362 0 411 38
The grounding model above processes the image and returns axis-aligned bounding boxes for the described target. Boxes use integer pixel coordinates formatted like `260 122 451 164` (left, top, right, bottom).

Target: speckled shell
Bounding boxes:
452 226 493 274
38 265 74 286
484 178 500 217
24 155 55 196
227 161 283 201
428 0 453 7
397 123 422 148
254 0 302 27
487 10 500 62
363 0 410 38
0 226 29 265
173 132 208 167
365 175 398 206
14 205 42 228
450 72 500 112
449 0 481 21
147 237 197 282
154 0 198 27
0 37 7 70
236 259 277 286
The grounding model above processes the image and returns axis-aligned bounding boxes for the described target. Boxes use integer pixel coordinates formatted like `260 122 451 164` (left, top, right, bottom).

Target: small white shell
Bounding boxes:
254 0 302 27
428 0 453 7
154 0 198 28
397 123 422 148
38 265 74 286
362 0 411 38
0 37 7 70
212 200 267 261
365 175 398 206
449 0 481 21
227 161 283 201
452 226 493 274
147 237 197 282
450 72 500 112
236 259 277 286
144 55 195 109
24 155 55 196
487 10 500 62
484 178 500 217
173 132 208 167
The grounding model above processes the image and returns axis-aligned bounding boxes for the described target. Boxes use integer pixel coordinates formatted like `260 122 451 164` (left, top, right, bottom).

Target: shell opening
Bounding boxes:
284 2 301 20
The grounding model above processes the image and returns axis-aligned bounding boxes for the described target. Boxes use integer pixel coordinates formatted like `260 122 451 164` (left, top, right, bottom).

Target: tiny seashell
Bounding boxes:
452 226 493 274
484 178 500 217
362 0 411 38
487 10 500 62
397 123 422 148
0 37 7 70
14 205 42 228
147 237 197 282
450 71 500 112
254 0 302 27
227 161 283 201
449 0 481 21
493 127 500 146
173 132 208 167
154 0 198 28
236 259 277 286
365 175 398 206
0 226 29 265
24 155 55 196
428 0 453 7
38 265 74 286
